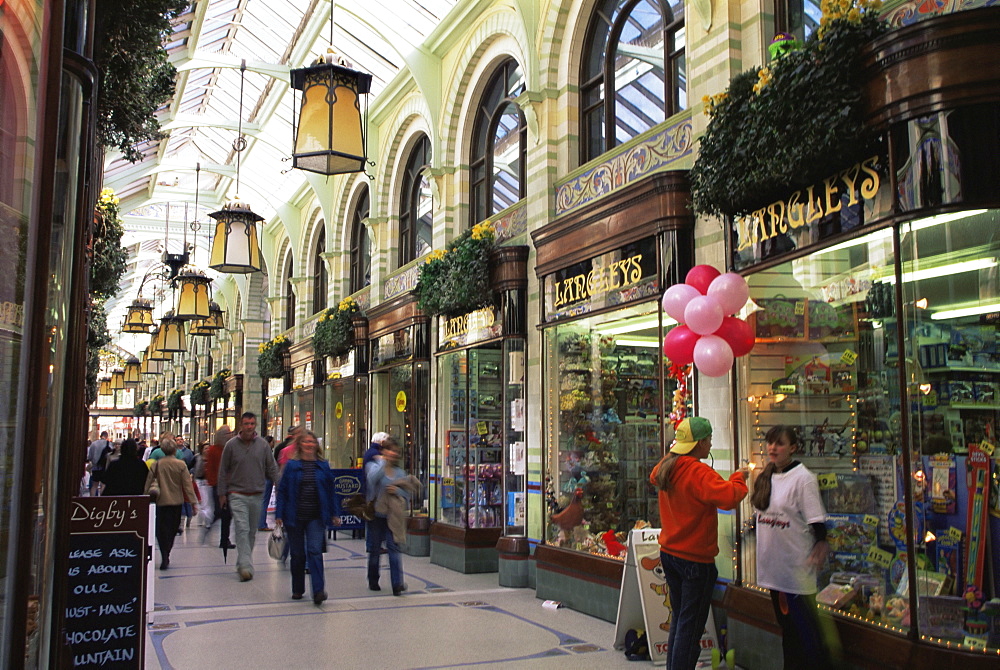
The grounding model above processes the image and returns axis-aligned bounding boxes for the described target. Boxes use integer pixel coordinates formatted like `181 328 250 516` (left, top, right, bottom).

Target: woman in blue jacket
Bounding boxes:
275 431 341 604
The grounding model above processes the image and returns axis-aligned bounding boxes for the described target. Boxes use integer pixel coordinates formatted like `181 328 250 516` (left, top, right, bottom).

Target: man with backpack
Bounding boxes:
87 431 113 496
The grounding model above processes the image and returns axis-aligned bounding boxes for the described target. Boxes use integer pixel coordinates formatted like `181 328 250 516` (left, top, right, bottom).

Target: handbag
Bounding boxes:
344 494 375 521
147 462 160 502
268 526 286 560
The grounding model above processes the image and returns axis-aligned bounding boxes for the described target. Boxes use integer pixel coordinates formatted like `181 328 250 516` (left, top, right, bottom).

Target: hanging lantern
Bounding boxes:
98 377 112 396
290 52 372 175
174 269 212 319
123 357 141 384
146 335 172 362
189 319 213 337
110 369 126 391
209 200 263 273
123 299 155 333
203 301 225 330
154 312 187 353
140 353 163 376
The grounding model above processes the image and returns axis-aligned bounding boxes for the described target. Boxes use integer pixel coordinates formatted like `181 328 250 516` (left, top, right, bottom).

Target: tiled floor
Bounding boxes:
145 521 647 669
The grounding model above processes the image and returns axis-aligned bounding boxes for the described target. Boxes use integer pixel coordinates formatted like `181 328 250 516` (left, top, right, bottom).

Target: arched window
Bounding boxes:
470 58 526 224
312 226 327 316
283 253 296 330
580 0 685 164
350 187 371 293
398 135 433 267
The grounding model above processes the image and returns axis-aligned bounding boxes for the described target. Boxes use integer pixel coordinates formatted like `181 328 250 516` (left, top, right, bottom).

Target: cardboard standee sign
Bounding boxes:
614 529 718 665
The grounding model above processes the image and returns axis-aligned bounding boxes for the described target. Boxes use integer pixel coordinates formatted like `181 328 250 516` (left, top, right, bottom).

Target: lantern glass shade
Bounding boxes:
146 335 172 362
203 301 225 330
140 354 163 375
123 299 155 333
175 271 212 319
110 370 126 390
155 315 187 353
290 57 372 175
98 378 112 396
188 319 213 337
123 358 141 384
209 201 263 273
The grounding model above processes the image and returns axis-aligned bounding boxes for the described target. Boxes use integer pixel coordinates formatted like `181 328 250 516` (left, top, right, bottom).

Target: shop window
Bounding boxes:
283 252 295 330
899 209 1000 654
544 302 667 554
775 0 823 42
398 135 433 267
740 213 1000 652
350 187 371 293
580 0 685 164
312 226 327 316
470 58 526 224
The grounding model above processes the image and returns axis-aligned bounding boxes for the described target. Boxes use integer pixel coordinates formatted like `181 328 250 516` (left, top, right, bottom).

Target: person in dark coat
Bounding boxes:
102 438 150 496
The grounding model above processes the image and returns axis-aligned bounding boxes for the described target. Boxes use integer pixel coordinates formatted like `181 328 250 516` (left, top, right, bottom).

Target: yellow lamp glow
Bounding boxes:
123 299 155 333
209 200 263 273
98 378 112 396
174 269 212 319
123 357 141 384
290 53 372 175
154 313 187 353
110 370 126 391
140 353 163 375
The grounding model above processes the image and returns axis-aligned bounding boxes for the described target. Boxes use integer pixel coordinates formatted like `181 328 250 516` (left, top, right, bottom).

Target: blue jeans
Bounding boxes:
286 518 326 597
258 480 273 528
367 516 402 589
660 551 717 670
229 493 263 574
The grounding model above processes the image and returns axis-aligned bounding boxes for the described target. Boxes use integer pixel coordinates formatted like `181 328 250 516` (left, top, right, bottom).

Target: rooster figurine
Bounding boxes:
552 488 585 537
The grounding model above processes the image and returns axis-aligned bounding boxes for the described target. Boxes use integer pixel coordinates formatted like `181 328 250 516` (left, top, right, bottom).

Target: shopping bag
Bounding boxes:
268 526 286 560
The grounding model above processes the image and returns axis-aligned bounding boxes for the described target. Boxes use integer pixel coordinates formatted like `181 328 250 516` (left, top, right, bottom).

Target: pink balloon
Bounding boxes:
714 316 755 357
708 272 751 315
685 265 721 295
684 295 725 335
661 283 701 323
693 335 735 377
662 325 699 365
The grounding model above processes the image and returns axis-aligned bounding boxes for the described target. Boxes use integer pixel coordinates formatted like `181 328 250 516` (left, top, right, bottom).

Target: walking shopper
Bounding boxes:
366 440 420 595
102 438 149 496
751 425 836 669
87 431 112 496
650 417 748 670
362 431 390 555
202 426 235 550
275 430 341 604
145 440 198 569
257 435 276 531
218 412 279 581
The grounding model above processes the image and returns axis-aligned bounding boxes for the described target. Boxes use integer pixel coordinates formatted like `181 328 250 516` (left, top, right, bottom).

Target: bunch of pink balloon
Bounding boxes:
661 265 755 377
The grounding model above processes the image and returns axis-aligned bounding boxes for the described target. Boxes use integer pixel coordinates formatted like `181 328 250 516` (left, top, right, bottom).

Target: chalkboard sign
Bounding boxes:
330 469 364 531
64 496 149 669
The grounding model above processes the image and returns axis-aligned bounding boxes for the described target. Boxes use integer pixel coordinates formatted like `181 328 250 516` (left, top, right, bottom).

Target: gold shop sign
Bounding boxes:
438 306 503 351
553 255 645 308
734 155 882 254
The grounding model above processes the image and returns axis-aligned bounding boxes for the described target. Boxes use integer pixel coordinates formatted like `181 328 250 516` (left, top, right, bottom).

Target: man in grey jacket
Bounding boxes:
219 412 279 581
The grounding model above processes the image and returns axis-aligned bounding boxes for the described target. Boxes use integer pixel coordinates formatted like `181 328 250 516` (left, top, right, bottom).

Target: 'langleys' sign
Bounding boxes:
732 155 886 263
438 306 502 350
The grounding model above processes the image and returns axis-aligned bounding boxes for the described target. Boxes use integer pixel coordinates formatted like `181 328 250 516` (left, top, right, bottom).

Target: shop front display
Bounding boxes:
725 18 1000 661
431 247 528 575
367 295 431 554
531 171 694 621
265 377 285 438
325 350 368 468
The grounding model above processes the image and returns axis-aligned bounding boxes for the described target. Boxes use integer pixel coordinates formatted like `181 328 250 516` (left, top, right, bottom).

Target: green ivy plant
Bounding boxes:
85 300 112 407
150 394 165 416
209 368 231 400
415 221 495 317
91 189 128 301
94 0 187 162
167 389 183 412
258 336 290 379
313 297 361 358
690 0 888 219
190 380 210 406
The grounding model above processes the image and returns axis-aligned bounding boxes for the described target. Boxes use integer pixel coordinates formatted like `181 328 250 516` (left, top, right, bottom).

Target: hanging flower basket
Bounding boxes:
167 389 184 412
258 335 290 378
313 297 361 358
209 368 231 399
133 401 148 417
150 394 165 416
690 0 888 219
415 221 495 317
190 380 210 406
